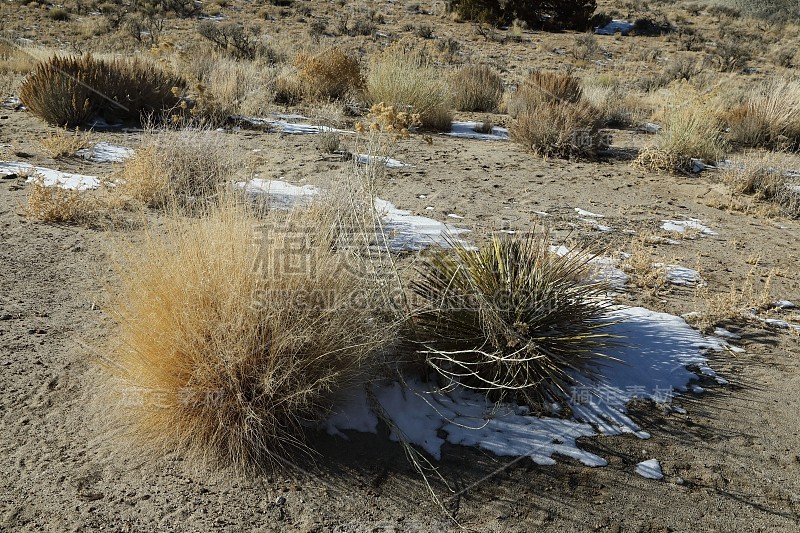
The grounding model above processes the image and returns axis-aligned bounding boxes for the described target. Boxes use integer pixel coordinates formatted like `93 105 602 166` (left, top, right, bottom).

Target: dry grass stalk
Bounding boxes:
507 71 583 118
724 78 800 150
114 128 237 209
295 48 364 101
39 126 93 158
25 175 95 223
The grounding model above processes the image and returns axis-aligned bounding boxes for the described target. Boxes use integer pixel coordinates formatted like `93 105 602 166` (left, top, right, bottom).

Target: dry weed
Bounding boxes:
39 126 93 158
510 100 605 159
450 65 503 112
295 47 363 101
724 78 800 150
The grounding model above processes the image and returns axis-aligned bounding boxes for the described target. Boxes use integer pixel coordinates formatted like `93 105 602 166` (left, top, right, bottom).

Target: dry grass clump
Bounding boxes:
410 234 618 409
20 55 185 127
691 265 774 331
635 103 726 172
295 48 363 101
106 199 396 470
724 78 800 150
620 235 670 296
507 71 605 159
722 153 800 217
39 126 93 158
450 65 503 112
507 71 583 117
582 75 650 128
25 176 95 223
510 100 604 159
365 43 453 131
115 128 236 208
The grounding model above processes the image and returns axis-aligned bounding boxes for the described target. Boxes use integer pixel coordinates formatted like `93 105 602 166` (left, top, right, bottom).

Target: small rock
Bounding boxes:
1 173 17 180
275 496 286 506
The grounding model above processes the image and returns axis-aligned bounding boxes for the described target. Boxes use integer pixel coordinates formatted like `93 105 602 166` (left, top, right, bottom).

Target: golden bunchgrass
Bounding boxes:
25 175 94 223
39 126 93 158
724 78 800 150
295 47 364 101
104 197 398 471
365 42 453 131
450 64 504 112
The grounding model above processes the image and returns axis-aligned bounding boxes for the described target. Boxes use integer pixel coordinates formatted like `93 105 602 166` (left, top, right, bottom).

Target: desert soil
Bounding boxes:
2 101 800 531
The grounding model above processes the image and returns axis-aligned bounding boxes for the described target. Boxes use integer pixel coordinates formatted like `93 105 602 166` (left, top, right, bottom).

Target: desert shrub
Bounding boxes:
295 48 363 101
713 0 800 22
582 76 649 128
572 33 604 61
450 65 503 112
451 0 598 30
115 128 236 208
635 104 727 172
365 44 452 131
410 234 618 409
507 71 583 117
198 21 259 60
105 198 395 470
723 153 800 217
47 8 70 20
510 100 605 159
705 38 752 72
20 55 184 127
637 57 701 92
724 78 800 150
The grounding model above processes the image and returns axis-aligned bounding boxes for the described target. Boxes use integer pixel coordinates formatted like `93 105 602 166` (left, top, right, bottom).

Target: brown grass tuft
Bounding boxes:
20 55 185 127
507 71 583 117
25 176 95 223
510 99 604 159
39 126 93 158
295 47 364 101
724 78 800 150
365 43 453 131
450 65 504 112
105 198 397 470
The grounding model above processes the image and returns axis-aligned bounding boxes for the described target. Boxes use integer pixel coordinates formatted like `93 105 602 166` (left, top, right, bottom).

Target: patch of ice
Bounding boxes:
445 122 509 141
76 142 134 163
713 327 740 340
594 225 613 232
595 19 635 36
447 213 464 219
635 459 664 480
664 265 705 286
234 115 351 135
575 207 605 218
1 161 102 191
661 219 718 235
775 300 796 309
375 198 471 251
354 153 407 168
550 245 630 291
328 306 726 467
236 178 319 208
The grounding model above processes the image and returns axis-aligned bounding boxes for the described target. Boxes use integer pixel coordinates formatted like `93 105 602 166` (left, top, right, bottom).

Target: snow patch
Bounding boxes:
354 153 407 168
1 161 102 191
595 20 635 36
664 265 705 286
575 207 605 218
661 219 718 235
635 459 664 480
445 122 509 141
77 142 134 163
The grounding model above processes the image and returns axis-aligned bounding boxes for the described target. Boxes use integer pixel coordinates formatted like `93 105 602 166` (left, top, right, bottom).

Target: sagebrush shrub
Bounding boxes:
451 0 597 30
20 55 185 127
295 48 363 101
510 100 604 159
450 65 503 112
365 43 452 131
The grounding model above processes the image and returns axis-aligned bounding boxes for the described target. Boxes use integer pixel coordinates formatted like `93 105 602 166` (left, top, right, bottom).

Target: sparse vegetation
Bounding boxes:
39 126 93 158
295 48 363 101
723 153 800 218
724 78 800 151
106 198 396 470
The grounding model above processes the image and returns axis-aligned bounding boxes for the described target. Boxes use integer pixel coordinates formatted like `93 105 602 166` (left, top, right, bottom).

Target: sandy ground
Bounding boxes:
2 100 800 531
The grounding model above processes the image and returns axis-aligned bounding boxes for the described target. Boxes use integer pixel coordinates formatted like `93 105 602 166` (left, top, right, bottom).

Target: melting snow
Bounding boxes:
234 115 351 135
635 459 664 480
77 142 134 163
664 265 705 286
575 208 605 218
354 153 407 168
595 20 635 36
446 122 509 141
1 161 101 191
661 219 718 235
327 306 726 466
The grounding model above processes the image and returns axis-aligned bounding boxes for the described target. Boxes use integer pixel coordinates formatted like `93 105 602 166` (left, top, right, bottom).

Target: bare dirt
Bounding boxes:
3 0 800 530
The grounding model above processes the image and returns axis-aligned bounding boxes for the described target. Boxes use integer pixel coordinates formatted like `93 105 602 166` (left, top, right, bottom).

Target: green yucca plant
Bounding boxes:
410 234 620 409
